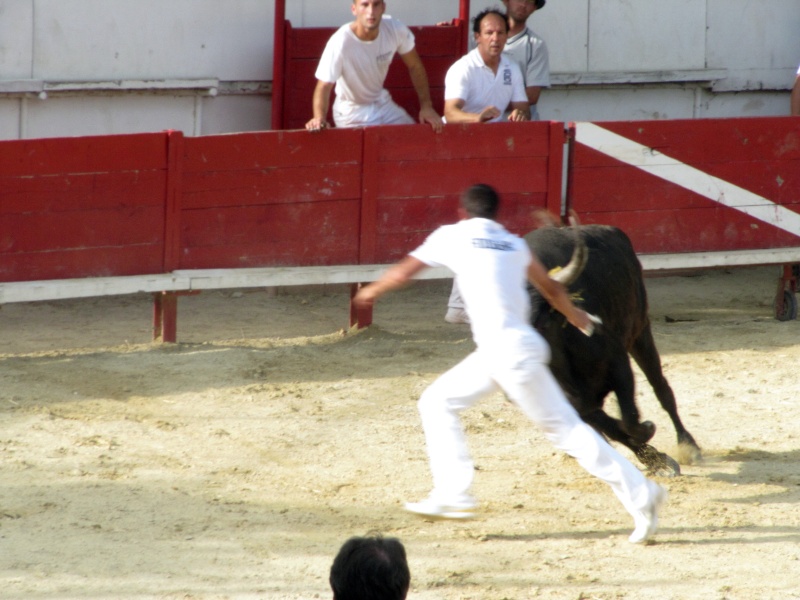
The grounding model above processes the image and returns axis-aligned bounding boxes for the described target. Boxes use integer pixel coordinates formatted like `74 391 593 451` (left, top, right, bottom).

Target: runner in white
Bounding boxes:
305 0 442 132
354 184 667 545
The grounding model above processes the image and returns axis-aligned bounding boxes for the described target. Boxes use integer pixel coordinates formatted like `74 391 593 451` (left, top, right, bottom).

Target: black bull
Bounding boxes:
524 224 701 476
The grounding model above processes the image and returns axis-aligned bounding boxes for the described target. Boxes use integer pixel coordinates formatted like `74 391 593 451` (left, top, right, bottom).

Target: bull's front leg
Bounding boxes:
607 353 656 443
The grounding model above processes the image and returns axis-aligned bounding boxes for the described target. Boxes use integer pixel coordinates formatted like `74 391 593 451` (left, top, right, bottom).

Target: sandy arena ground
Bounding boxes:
1 266 800 599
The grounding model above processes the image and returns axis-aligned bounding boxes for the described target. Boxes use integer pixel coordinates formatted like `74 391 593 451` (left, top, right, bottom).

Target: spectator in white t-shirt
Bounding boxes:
305 0 442 132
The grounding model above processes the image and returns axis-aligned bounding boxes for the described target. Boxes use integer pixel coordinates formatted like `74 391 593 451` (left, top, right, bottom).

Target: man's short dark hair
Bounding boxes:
472 8 509 34
461 183 500 219
329 536 410 600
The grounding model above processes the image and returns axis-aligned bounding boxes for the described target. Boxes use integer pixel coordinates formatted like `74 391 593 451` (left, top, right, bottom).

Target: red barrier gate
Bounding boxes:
568 118 800 254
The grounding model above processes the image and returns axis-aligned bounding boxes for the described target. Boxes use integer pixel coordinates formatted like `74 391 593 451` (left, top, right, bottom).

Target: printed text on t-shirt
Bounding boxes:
472 238 514 251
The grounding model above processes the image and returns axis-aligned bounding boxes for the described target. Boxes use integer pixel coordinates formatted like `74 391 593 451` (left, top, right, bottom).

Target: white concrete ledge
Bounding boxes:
0 265 453 304
2 249 797 305
638 247 800 271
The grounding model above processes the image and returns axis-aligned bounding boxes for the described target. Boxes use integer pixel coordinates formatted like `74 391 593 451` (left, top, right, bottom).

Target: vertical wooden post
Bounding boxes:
350 283 373 329
271 0 287 130
153 130 184 342
458 0 470 54
546 121 566 217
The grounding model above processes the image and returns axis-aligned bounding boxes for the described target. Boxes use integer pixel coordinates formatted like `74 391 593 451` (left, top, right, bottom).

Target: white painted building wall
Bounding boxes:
0 0 798 140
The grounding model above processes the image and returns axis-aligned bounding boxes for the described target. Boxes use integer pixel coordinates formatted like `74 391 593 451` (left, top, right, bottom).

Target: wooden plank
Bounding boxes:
182 129 362 171
0 245 164 283
179 199 361 269
0 273 189 303
0 206 164 254
0 133 168 177
177 265 454 290
577 207 800 254
181 164 362 208
638 247 800 271
370 121 553 162
373 157 548 198
0 170 166 214
598 117 800 163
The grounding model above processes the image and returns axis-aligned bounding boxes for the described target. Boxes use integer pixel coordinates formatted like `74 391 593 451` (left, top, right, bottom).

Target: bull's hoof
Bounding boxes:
675 440 702 465
635 444 681 477
625 420 656 444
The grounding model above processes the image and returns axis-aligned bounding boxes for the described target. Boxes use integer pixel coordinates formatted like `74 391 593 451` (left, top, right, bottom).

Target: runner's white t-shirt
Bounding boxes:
444 49 527 122
411 218 542 351
315 16 415 106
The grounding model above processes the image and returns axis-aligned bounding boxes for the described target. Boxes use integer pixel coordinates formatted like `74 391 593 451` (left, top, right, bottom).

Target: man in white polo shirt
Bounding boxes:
353 184 667 545
443 9 530 124
305 0 442 132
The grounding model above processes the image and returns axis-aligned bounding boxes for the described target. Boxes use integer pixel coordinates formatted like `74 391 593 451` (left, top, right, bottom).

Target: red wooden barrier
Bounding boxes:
0 133 169 282
568 118 800 254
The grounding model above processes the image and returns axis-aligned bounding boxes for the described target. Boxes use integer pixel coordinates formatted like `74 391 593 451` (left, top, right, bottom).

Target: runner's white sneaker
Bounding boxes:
629 483 668 544
445 308 470 324
404 497 476 519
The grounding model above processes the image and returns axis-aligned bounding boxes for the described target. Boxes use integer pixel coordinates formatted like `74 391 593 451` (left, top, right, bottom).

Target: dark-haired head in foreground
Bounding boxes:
330 535 410 600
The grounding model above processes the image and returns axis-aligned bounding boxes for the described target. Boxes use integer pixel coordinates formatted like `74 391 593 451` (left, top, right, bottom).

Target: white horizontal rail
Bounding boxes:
0 265 453 304
2 248 799 305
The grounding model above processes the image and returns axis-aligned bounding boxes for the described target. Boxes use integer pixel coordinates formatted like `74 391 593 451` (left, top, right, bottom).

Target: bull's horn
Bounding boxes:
549 230 587 286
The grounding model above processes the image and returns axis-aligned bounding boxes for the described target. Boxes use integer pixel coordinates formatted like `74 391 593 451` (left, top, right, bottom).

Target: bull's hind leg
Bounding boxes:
631 325 702 462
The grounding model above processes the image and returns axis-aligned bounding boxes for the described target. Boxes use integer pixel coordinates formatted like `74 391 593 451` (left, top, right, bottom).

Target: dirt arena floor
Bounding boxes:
2 266 800 600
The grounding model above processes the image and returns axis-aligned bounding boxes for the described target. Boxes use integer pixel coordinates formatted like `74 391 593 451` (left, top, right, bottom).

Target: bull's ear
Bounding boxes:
567 209 581 227
531 208 559 229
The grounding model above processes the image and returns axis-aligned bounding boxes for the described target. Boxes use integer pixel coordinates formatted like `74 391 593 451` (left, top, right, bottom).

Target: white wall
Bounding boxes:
0 0 798 140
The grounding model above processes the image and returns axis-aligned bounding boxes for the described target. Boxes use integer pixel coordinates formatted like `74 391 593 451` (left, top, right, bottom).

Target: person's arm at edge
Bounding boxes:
444 98 501 123
526 256 592 333
791 74 800 116
525 85 542 108
306 80 335 131
353 256 429 308
399 48 443 132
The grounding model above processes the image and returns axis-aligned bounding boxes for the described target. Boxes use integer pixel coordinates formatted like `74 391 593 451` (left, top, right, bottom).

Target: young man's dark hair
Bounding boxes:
329 535 411 600
461 183 500 219
472 7 510 34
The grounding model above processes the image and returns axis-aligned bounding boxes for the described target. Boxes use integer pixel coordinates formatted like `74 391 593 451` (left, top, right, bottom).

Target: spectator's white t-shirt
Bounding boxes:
315 16 415 106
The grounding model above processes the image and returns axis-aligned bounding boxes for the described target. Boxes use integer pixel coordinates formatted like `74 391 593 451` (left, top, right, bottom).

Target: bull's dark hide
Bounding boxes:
525 224 701 476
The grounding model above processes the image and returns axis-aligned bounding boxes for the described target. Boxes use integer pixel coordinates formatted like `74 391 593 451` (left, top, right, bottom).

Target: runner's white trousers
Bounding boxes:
417 346 655 519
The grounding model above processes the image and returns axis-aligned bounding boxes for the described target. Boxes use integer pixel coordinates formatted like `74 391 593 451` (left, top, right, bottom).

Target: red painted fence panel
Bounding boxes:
179 129 364 269
569 117 800 254
0 133 168 282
